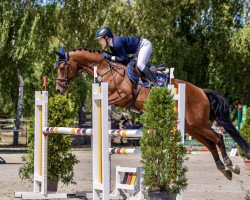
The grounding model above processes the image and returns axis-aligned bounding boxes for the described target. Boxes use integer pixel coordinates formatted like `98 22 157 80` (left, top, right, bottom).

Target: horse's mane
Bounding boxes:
68 47 124 67
70 48 103 54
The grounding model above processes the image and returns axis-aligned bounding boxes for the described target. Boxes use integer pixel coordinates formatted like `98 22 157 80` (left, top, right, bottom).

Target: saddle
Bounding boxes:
127 60 169 87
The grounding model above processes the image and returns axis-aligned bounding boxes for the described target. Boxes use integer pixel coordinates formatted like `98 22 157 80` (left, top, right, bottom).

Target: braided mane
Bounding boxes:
71 48 103 53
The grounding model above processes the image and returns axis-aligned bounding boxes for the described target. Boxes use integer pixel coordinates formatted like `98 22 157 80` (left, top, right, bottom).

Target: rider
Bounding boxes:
95 27 157 83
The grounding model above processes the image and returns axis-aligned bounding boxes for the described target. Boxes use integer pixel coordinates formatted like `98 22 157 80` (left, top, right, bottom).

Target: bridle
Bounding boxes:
55 60 71 82
54 53 124 83
55 59 84 84
55 58 107 84
55 51 125 97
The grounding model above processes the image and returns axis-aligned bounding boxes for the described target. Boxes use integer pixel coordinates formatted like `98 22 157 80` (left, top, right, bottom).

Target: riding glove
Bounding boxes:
102 52 112 60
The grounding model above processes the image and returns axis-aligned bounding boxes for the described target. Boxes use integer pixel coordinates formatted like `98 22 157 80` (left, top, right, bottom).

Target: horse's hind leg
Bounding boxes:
195 125 240 176
187 125 233 180
216 134 240 175
223 155 240 175
204 127 240 175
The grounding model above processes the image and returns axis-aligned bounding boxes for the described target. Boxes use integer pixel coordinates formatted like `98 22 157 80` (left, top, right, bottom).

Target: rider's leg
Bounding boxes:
142 66 156 82
137 38 156 82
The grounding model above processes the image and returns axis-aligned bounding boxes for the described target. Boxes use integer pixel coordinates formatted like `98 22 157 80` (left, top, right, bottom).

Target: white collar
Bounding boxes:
108 38 113 47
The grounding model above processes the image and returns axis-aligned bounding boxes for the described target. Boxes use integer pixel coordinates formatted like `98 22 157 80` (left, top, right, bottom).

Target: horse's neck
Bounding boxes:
70 50 125 83
71 51 103 77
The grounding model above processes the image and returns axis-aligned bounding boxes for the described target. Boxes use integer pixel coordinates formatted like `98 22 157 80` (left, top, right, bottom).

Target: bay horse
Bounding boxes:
54 47 250 180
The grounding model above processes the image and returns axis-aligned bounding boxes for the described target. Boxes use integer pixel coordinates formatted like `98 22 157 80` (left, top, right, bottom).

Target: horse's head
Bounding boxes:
54 46 84 94
54 46 126 96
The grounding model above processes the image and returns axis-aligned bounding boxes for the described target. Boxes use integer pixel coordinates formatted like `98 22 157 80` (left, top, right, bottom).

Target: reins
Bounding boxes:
93 58 125 97
56 51 126 98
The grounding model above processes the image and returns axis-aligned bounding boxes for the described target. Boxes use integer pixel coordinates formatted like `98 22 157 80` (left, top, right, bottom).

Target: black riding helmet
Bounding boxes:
95 27 113 39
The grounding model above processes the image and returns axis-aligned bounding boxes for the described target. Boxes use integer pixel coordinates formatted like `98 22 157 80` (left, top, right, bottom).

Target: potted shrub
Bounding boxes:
19 94 79 190
239 107 250 170
140 86 187 199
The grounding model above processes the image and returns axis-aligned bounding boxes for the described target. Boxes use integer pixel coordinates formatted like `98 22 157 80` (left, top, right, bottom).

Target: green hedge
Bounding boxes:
140 86 187 193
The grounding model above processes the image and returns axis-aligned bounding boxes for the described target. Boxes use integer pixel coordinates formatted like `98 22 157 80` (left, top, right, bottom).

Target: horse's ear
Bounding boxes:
54 45 66 59
54 49 66 60
54 50 65 59
59 46 65 54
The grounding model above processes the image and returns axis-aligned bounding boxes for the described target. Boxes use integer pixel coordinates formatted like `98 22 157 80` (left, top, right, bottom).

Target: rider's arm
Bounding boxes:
112 39 129 64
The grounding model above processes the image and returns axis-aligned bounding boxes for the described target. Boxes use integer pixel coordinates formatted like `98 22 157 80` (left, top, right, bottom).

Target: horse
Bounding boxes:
54 46 250 180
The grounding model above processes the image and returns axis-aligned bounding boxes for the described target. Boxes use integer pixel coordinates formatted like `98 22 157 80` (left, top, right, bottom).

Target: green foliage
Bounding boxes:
228 24 250 104
239 107 250 159
0 1 61 118
104 1 136 36
19 94 79 185
140 87 187 193
207 1 242 97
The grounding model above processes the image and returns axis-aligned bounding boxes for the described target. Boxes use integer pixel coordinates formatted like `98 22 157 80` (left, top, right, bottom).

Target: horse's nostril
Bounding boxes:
56 89 61 93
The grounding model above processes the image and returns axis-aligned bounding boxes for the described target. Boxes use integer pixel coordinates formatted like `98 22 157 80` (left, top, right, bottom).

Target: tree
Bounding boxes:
0 1 61 144
140 86 187 194
228 24 250 105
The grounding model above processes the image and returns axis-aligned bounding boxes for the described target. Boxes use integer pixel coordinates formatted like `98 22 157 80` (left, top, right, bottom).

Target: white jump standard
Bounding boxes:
15 91 68 199
92 82 110 200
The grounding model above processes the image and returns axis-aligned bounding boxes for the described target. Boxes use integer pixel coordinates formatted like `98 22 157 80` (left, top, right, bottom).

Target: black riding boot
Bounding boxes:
142 67 156 82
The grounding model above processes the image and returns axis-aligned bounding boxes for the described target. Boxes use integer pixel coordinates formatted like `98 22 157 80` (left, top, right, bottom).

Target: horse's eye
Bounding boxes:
60 66 65 70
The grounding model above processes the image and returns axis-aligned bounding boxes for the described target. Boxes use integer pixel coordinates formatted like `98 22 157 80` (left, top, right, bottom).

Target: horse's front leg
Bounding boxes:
108 91 132 106
108 109 131 121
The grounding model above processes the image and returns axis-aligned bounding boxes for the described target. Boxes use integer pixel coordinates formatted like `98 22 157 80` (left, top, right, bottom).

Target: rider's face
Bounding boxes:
98 38 107 49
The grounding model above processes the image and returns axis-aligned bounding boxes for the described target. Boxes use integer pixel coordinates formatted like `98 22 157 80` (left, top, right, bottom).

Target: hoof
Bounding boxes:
226 164 240 175
218 168 232 180
224 170 233 180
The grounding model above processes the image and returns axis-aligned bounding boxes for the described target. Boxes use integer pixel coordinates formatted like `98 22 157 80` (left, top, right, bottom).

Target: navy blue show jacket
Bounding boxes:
109 36 141 64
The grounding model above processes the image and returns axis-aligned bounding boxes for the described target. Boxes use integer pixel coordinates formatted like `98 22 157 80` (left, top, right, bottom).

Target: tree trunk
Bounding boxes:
13 72 24 146
78 100 86 128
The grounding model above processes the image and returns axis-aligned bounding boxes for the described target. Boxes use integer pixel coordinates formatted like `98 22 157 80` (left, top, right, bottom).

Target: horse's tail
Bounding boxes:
204 89 250 154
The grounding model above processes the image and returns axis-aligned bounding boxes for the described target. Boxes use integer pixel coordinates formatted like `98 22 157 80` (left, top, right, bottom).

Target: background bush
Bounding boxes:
239 107 250 159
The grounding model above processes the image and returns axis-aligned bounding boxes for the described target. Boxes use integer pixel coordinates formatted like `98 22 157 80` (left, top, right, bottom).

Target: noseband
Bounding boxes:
55 59 84 84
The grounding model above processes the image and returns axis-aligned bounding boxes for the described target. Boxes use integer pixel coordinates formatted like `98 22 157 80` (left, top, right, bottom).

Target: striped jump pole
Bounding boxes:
109 148 141 155
43 127 93 136
43 127 142 138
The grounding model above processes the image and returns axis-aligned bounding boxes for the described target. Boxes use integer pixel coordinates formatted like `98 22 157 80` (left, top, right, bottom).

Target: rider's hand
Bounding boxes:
102 52 112 60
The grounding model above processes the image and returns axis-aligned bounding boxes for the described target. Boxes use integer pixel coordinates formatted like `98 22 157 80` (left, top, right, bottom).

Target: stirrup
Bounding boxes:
150 64 166 72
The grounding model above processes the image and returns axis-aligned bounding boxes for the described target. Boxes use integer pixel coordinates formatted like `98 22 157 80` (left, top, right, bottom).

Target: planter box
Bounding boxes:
244 160 250 171
47 179 58 192
148 191 177 200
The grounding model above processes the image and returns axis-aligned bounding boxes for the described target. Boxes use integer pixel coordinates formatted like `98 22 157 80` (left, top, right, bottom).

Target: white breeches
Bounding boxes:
137 38 152 71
